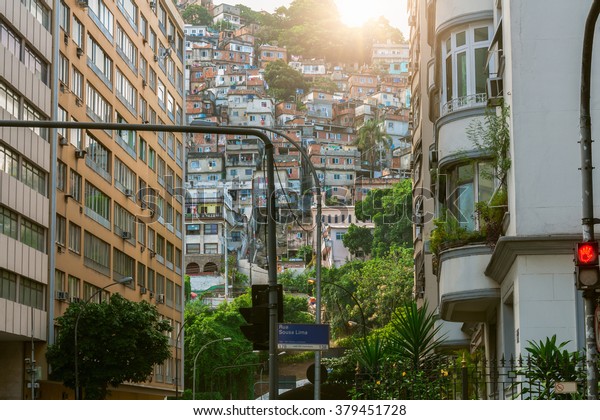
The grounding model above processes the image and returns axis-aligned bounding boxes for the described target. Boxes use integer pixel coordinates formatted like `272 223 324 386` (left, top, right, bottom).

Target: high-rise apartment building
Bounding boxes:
0 0 185 399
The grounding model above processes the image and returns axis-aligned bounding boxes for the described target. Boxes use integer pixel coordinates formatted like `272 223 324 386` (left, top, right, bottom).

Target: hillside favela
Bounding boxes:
1 0 600 402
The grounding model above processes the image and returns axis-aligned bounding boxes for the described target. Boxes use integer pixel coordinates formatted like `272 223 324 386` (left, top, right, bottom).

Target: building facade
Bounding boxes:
411 0 598 373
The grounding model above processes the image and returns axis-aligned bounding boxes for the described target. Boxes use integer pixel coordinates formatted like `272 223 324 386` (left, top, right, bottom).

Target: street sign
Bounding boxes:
277 323 330 350
555 381 578 394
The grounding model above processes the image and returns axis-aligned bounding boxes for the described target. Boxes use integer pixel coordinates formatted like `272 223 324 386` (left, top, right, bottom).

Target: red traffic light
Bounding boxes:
576 242 599 266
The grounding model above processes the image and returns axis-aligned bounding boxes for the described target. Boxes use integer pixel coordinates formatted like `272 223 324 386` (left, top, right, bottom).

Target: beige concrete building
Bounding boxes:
0 0 185 400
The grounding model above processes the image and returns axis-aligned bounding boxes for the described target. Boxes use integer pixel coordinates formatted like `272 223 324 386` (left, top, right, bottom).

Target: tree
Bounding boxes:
46 294 172 399
342 223 373 258
181 4 213 26
263 59 307 102
355 179 413 256
355 118 392 177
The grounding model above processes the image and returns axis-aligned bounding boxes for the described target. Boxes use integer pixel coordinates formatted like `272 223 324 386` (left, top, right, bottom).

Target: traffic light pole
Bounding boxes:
579 0 600 399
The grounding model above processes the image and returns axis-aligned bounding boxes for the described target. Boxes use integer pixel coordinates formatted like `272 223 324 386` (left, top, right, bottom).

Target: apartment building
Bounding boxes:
0 0 53 400
411 0 598 372
0 0 187 400
258 44 287 69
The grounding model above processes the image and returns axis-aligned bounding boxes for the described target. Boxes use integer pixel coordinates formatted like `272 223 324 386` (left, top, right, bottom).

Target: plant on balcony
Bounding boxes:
466 103 511 188
475 188 508 247
429 213 486 257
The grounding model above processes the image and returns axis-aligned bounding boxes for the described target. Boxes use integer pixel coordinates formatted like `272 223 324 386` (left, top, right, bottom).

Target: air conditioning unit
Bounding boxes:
56 243 65 253
58 134 68 146
149 250 156 258
168 35 174 44
77 0 89 7
487 77 504 106
140 286 147 294
63 33 69 45
149 291 155 299
55 291 69 301
149 1 156 9
153 55 159 62
60 83 68 93
121 231 132 240
75 98 83 107
125 189 134 197
156 293 165 304
142 80 147 88
75 149 87 159
76 47 84 57
70 297 82 303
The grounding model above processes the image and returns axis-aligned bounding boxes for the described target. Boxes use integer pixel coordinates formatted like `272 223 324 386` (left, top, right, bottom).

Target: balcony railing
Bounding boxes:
185 212 223 220
441 93 487 116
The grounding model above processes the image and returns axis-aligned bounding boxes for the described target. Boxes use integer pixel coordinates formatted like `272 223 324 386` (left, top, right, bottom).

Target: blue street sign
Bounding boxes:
277 323 330 350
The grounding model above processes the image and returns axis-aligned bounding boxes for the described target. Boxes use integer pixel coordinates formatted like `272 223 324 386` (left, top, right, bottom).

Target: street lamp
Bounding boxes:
308 278 367 340
192 337 232 400
174 315 195 399
74 276 133 400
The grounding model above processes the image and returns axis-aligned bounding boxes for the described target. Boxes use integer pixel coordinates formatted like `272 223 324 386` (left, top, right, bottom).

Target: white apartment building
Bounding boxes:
411 0 600 369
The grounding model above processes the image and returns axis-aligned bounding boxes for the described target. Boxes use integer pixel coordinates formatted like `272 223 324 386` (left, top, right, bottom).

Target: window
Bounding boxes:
115 69 137 111
86 83 112 122
72 67 83 98
85 182 111 226
156 234 165 260
113 248 135 284
22 0 50 30
19 277 44 310
204 243 218 254
69 222 81 254
57 160 66 191
84 231 110 275
87 35 113 83
0 80 19 119
147 268 155 293
86 134 111 179
56 214 66 246
166 242 174 269
166 280 174 306
444 161 495 231
137 262 146 288
204 224 218 235
88 0 114 37
114 158 135 195
147 227 155 251
114 203 135 243
116 25 137 68
72 16 84 46
115 114 136 156
186 224 200 235
139 137 147 162
335 232 345 241
442 25 492 112
25 46 49 85
186 243 200 254
20 218 46 252
0 270 17 302
55 270 65 294
137 220 146 246
148 147 156 171
0 206 18 240
0 143 18 178
117 0 138 28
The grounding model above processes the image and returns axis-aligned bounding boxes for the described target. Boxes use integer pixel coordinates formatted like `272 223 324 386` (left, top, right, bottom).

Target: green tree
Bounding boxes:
342 223 373 258
309 77 339 94
263 59 307 102
46 294 172 399
355 118 392 178
355 179 413 256
181 4 213 26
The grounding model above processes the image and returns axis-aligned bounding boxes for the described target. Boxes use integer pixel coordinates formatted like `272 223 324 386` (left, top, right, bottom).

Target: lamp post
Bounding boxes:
192 337 232 400
308 278 367 340
74 276 133 400
174 315 195 399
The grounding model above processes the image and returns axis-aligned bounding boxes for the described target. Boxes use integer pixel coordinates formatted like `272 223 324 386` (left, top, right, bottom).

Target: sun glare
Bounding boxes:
335 0 375 27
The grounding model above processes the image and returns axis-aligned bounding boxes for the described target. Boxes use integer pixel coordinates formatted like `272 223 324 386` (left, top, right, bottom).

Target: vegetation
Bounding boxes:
355 179 413 256
46 294 172 399
342 223 373 258
355 118 392 177
263 60 308 102
181 4 213 26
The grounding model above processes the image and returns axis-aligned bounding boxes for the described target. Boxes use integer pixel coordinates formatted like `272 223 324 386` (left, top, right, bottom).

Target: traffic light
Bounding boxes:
239 285 283 350
575 241 600 290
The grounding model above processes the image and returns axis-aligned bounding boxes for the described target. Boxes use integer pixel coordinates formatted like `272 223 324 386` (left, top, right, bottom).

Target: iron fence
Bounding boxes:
353 354 590 400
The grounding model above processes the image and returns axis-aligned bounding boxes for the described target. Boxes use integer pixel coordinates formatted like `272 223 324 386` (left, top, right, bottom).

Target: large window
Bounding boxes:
88 0 114 37
115 69 137 111
86 83 112 122
84 231 110 275
0 206 18 239
86 133 111 180
87 35 113 83
0 269 17 302
20 218 45 252
441 24 492 114
116 25 137 68
19 277 44 310
114 158 135 194
113 248 134 284
114 203 135 243
443 161 495 231
85 182 111 226
21 0 51 30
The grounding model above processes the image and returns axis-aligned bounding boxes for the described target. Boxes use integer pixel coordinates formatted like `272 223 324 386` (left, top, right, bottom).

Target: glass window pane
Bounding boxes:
455 31 466 47
457 51 467 98
475 47 488 94
474 27 489 42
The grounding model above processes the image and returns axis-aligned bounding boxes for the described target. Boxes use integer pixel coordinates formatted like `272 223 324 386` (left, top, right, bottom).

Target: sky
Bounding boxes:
235 0 410 38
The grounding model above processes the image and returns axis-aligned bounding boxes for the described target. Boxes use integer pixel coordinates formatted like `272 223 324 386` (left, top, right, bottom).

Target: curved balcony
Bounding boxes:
435 0 493 36
437 105 487 167
438 244 499 322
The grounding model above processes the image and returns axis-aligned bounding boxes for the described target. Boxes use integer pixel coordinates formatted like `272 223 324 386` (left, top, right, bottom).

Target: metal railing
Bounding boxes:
441 93 488 116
